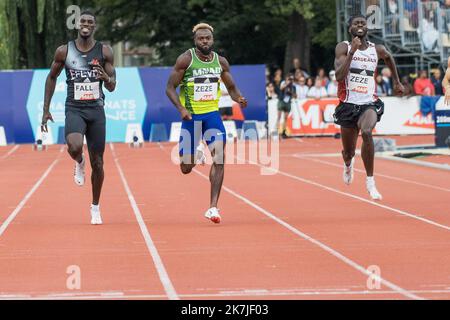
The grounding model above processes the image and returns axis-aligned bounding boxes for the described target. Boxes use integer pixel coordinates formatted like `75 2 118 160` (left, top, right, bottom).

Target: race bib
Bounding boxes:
194 82 218 102
348 69 374 95
74 81 100 101
348 73 371 94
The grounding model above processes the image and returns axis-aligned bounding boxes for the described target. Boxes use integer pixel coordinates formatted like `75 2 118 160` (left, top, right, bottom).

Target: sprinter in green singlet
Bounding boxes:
166 23 247 224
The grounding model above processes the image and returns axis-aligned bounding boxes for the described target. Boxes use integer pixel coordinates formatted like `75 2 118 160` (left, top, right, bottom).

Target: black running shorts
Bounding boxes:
65 105 106 153
333 99 384 129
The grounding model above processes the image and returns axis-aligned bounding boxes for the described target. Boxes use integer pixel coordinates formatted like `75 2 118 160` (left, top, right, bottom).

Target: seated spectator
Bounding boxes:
431 69 444 95
404 0 419 28
307 78 328 99
306 77 314 88
414 70 436 96
401 75 415 96
327 70 338 97
294 76 309 100
376 75 387 97
421 15 439 52
387 0 399 34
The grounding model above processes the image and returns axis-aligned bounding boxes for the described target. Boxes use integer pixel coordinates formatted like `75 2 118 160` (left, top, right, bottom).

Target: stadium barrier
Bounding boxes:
268 97 438 138
0 65 266 145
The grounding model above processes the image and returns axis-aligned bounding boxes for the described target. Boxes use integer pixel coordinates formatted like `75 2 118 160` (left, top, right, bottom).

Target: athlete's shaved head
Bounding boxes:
192 23 214 35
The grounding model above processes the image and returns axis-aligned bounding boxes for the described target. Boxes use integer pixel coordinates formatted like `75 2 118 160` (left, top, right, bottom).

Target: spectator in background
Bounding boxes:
387 0 399 34
327 70 338 97
381 67 393 95
376 75 387 97
432 69 444 95
421 11 439 53
266 82 278 100
401 75 415 96
306 77 314 88
414 70 436 96
404 0 419 28
294 74 309 100
317 68 329 87
272 67 283 98
307 77 328 99
290 58 310 78
278 73 296 138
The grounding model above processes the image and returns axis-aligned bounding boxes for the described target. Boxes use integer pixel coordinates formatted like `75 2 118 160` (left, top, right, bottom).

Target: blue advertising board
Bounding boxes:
0 65 266 144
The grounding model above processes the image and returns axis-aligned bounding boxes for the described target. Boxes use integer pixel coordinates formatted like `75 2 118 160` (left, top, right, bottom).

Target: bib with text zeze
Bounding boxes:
193 77 219 102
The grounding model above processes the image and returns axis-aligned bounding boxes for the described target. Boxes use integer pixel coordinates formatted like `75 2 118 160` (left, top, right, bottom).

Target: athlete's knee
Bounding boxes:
67 141 83 157
342 150 355 160
361 128 373 141
91 157 104 172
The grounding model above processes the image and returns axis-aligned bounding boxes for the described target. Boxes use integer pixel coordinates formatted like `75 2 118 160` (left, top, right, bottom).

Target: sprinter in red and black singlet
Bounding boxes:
41 11 116 225
333 14 404 201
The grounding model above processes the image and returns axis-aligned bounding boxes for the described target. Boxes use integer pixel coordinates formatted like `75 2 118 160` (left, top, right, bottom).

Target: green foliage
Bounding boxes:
0 0 337 71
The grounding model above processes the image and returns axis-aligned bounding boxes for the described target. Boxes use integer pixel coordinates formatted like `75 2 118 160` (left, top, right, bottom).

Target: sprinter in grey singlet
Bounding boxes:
41 11 116 225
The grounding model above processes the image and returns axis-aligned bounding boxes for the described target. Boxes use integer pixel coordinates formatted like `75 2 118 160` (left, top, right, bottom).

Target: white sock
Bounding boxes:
366 176 375 184
91 204 100 211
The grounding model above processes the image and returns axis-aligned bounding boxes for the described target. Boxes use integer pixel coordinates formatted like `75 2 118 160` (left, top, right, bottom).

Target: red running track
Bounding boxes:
0 136 448 300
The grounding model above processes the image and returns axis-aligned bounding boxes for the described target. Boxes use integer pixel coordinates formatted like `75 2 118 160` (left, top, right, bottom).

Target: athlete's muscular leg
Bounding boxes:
87 148 104 206
340 127 359 166
357 109 378 177
209 141 225 208
66 133 84 163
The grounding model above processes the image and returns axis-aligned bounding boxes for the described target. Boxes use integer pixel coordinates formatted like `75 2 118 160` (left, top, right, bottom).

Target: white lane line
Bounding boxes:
242 157 450 232
4 288 450 300
293 154 450 193
0 147 63 237
0 145 20 160
191 167 423 300
109 143 179 300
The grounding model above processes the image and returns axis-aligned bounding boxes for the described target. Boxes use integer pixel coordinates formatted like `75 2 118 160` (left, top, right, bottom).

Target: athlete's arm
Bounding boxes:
166 51 192 120
442 58 450 105
42 45 66 132
376 44 404 96
94 45 116 92
219 56 247 108
334 38 360 82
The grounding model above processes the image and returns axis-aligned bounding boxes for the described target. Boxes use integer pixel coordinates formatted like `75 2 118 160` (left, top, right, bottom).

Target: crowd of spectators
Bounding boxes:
266 58 446 104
